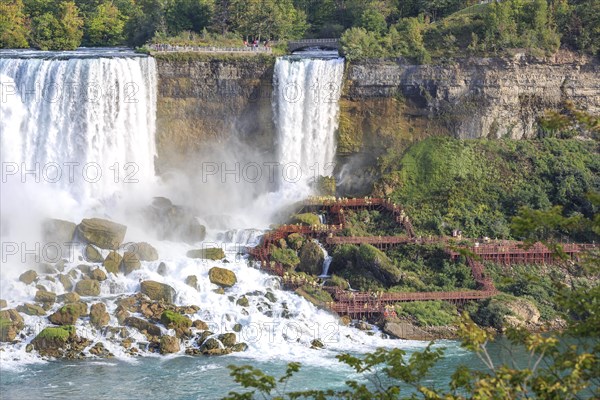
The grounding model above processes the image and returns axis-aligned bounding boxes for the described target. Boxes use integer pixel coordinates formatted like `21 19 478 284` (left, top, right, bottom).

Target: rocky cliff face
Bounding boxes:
155 54 275 169
342 51 600 143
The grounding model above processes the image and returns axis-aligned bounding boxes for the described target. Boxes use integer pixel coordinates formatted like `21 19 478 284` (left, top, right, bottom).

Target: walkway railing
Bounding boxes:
148 43 272 53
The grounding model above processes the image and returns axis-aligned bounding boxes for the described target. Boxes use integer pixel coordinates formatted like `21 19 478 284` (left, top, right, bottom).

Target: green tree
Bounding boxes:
85 2 126 46
359 7 388 35
30 1 83 50
340 27 386 60
0 0 30 48
165 0 213 35
124 0 164 46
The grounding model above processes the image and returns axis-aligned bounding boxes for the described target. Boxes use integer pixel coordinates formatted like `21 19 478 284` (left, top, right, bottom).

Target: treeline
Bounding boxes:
1 0 598 56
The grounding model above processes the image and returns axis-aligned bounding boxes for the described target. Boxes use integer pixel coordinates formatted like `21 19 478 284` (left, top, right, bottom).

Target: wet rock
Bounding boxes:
77 264 92 275
103 251 122 274
213 288 225 295
186 248 225 260
90 268 107 281
19 270 38 285
383 321 433 340
218 333 236 347
0 300 6 309
160 310 191 337
140 281 176 303
355 321 371 331
32 325 91 358
121 252 141 275
58 292 80 303
160 335 180 354
232 342 248 352
208 267 237 288
75 279 100 296
185 275 198 289
84 245 104 263
89 342 113 358
157 262 168 276
34 290 56 304
16 303 46 316
90 303 110 328
192 320 208 330
115 308 130 325
199 337 220 352
129 242 159 261
58 274 73 291
286 233 305 250
145 198 206 244
232 323 242 332
196 331 213 346
265 291 277 303
42 218 76 245
124 317 161 338
0 309 25 342
311 339 324 349
298 241 324 276
340 315 352 326
236 296 249 307
77 218 127 250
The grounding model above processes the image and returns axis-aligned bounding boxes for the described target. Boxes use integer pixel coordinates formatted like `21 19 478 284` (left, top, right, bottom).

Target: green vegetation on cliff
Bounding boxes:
379 137 599 240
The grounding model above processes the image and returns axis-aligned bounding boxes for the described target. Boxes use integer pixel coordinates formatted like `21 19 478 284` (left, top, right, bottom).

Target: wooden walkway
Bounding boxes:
248 197 597 319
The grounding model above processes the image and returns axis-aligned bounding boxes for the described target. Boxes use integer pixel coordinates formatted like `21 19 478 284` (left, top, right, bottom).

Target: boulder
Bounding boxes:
129 242 159 261
34 290 56 304
140 281 176 303
90 303 110 328
124 317 161 337
186 248 225 260
192 320 209 330
49 303 87 325
0 309 25 342
42 218 76 245
232 323 242 332
58 292 80 303
357 244 402 286
76 218 127 250
265 291 277 303
185 275 198 289
90 268 107 281
340 315 352 326
157 262 168 276
199 337 220 352
89 342 113 357
504 298 541 327
84 245 104 263
383 321 433 340
286 233 305 250
19 270 38 285
298 241 324 276
196 330 213 346
160 310 192 337
290 213 321 226
160 335 180 354
0 300 6 309
75 279 100 296
77 264 92 274
146 198 206 244
218 332 236 347
58 274 73 291
236 296 249 307
208 267 237 288
232 342 248 352
311 339 324 349
103 251 122 274
32 325 75 355
120 252 141 275
17 303 46 316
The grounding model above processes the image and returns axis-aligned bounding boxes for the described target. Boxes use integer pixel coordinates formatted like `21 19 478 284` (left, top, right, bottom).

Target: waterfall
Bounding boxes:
0 54 157 204
272 55 344 198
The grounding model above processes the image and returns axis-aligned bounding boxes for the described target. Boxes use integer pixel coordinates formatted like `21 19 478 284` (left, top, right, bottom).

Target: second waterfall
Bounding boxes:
272 54 344 198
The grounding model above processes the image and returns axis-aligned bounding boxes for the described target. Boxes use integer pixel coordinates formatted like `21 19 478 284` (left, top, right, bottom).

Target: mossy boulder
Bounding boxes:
103 251 122 274
19 270 38 285
0 309 25 341
32 325 75 351
90 268 107 281
294 285 333 306
120 252 141 275
42 218 76 245
17 303 46 316
49 303 87 325
75 279 100 296
161 310 192 337
357 244 402 286
130 242 159 261
324 275 350 290
186 248 225 260
57 292 80 303
77 218 127 250
298 241 324 276
208 267 237 288
218 332 236 347
290 213 321 226
84 245 104 263
314 176 336 196
270 246 300 270
286 233 305 250
160 335 180 354
140 280 176 303
90 303 110 328
34 290 56 304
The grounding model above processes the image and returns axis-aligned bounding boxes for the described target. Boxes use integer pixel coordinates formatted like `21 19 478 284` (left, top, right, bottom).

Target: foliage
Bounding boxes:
395 300 458 326
29 1 84 50
289 213 321 226
85 2 126 46
0 0 30 48
538 101 600 140
294 284 333 305
270 245 300 270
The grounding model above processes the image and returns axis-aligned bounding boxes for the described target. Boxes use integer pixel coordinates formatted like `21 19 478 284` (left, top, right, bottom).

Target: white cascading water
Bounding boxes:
272 55 344 200
0 52 407 371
